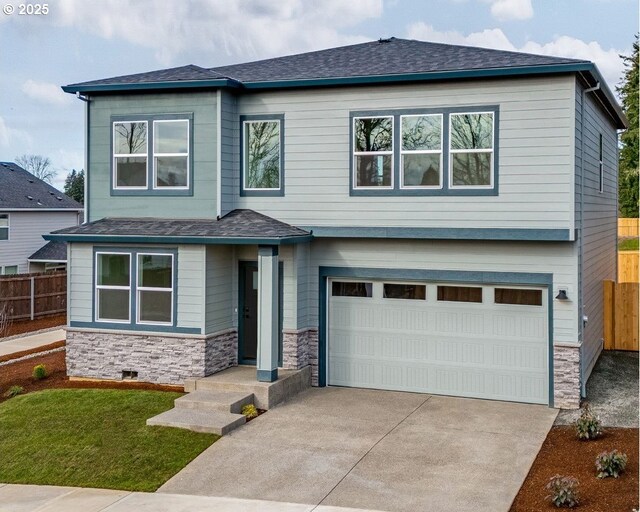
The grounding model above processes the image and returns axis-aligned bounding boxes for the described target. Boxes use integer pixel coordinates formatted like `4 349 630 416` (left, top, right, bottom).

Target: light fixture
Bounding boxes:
555 289 569 301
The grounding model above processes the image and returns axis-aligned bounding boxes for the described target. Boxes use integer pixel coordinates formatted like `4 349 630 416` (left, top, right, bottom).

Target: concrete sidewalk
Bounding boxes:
0 484 384 512
0 329 65 358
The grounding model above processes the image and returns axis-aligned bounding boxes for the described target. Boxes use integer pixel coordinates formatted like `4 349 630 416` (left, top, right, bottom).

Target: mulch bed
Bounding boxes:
0 349 182 403
1 314 66 338
510 426 639 511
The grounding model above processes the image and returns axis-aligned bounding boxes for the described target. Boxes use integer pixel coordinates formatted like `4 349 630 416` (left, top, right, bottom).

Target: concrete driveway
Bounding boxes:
160 388 557 512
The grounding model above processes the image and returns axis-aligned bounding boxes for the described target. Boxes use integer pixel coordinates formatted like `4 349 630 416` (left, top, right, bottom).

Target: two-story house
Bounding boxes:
49 38 626 409
0 162 83 274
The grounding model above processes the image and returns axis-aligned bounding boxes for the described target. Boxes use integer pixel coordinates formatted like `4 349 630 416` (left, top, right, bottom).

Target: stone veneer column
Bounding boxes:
307 328 319 386
282 328 311 370
553 344 581 409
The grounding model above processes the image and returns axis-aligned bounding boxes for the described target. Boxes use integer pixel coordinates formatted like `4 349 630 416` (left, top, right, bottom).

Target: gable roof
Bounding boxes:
61 37 626 129
28 240 68 262
0 162 83 210
45 209 312 245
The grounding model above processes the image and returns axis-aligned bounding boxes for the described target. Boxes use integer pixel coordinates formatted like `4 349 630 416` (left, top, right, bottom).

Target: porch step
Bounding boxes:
146 408 246 435
174 390 254 414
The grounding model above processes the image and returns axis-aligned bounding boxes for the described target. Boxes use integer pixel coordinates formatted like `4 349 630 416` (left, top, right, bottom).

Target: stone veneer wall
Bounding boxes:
307 329 319 386
553 344 581 409
66 329 238 386
282 328 313 370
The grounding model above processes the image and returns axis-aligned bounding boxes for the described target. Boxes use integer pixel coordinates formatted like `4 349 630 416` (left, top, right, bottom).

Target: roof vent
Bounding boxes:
27 195 33 200
378 37 393 44
56 196 63 201
37 201 43 205
49 191 55 195
28 179 34 183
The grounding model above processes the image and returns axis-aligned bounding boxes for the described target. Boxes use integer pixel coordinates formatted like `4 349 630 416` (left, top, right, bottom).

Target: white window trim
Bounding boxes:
399 114 444 190
95 252 131 323
353 115 394 190
243 119 283 192
136 253 174 326
152 119 190 191
0 213 9 242
448 111 495 190
113 120 148 190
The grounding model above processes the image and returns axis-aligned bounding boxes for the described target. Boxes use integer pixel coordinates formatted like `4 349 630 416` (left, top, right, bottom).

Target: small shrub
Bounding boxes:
32 364 47 380
546 475 579 508
241 404 258 419
4 385 24 398
575 404 602 440
596 450 628 478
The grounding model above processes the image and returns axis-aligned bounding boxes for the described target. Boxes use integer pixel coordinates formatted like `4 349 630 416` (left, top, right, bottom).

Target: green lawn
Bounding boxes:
0 389 218 491
619 237 639 251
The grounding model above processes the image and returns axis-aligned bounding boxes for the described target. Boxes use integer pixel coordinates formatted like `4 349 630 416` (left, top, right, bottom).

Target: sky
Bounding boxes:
0 0 638 191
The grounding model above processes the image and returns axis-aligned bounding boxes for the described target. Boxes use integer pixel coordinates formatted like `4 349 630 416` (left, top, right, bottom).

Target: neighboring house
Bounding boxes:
50 38 627 409
0 162 83 274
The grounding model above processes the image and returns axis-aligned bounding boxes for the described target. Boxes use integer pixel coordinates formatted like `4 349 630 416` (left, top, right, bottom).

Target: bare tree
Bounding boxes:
15 154 57 184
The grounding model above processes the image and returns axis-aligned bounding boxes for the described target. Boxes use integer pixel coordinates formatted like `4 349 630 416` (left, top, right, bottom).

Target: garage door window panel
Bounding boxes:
494 288 542 306
332 281 373 298
437 285 482 303
383 283 426 300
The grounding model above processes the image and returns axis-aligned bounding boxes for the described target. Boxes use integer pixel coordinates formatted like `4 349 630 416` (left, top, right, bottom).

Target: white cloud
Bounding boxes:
22 79 72 106
488 0 533 21
18 0 382 65
0 116 33 152
406 23 625 89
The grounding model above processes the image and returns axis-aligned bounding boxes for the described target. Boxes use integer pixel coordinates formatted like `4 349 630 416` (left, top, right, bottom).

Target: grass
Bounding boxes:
0 389 218 491
619 238 639 251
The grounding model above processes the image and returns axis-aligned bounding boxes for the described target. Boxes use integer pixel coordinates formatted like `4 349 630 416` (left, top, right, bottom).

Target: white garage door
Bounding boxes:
328 280 549 404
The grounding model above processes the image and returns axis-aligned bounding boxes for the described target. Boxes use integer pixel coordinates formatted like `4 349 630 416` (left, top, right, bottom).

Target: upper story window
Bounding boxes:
0 214 8 241
350 106 498 196
112 114 193 196
241 114 284 197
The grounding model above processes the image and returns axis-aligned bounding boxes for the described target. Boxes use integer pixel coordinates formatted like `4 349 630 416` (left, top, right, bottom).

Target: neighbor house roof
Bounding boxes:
28 240 68 262
0 162 83 210
45 209 312 245
61 37 626 129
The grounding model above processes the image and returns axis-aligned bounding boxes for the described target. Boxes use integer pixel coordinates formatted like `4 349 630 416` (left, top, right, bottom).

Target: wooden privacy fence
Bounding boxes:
603 280 639 351
0 272 67 321
618 218 639 238
619 251 639 283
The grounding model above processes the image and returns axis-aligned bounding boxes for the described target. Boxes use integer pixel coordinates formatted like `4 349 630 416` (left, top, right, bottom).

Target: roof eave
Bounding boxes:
43 233 314 245
581 66 628 129
62 78 243 94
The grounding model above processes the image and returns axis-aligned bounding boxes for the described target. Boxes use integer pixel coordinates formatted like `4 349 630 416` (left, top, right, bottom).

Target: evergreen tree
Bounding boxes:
617 36 639 218
64 169 84 204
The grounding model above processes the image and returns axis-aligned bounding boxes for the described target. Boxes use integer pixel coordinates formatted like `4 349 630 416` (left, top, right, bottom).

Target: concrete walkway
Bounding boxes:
161 388 557 512
0 329 65 358
0 484 384 512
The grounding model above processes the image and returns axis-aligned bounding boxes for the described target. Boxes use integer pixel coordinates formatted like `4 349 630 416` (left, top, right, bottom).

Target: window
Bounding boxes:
2 265 18 275
400 115 442 188
598 133 604 193
494 288 542 306
449 112 494 188
353 117 394 188
137 254 173 324
96 253 131 322
113 121 147 188
95 250 176 327
437 285 482 303
154 120 189 189
0 214 8 241
332 281 373 297
112 115 192 194
242 117 283 194
383 283 426 300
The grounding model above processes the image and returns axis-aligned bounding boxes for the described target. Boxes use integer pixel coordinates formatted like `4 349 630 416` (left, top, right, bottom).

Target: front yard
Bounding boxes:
0 388 217 491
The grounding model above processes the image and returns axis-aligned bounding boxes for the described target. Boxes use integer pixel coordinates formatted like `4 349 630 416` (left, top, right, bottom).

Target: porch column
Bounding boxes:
257 245 279 382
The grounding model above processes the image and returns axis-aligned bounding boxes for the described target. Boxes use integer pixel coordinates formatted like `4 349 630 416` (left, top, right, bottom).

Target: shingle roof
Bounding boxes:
211 38 586 83
28 240 68 262
0 162 83 210
47 209 311 244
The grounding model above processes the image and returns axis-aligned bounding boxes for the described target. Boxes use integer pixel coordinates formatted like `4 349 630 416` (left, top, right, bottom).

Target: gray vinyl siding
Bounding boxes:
575 80 619 383
307 238 580 345
220 91 238 216
205 245 233 334
68 243 205 332
233 76 576 231
87 92 217 221
0 211 80 273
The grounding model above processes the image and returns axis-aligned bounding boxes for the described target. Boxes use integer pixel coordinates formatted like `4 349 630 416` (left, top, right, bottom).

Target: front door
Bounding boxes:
239 262 259 364
238 261 284 366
